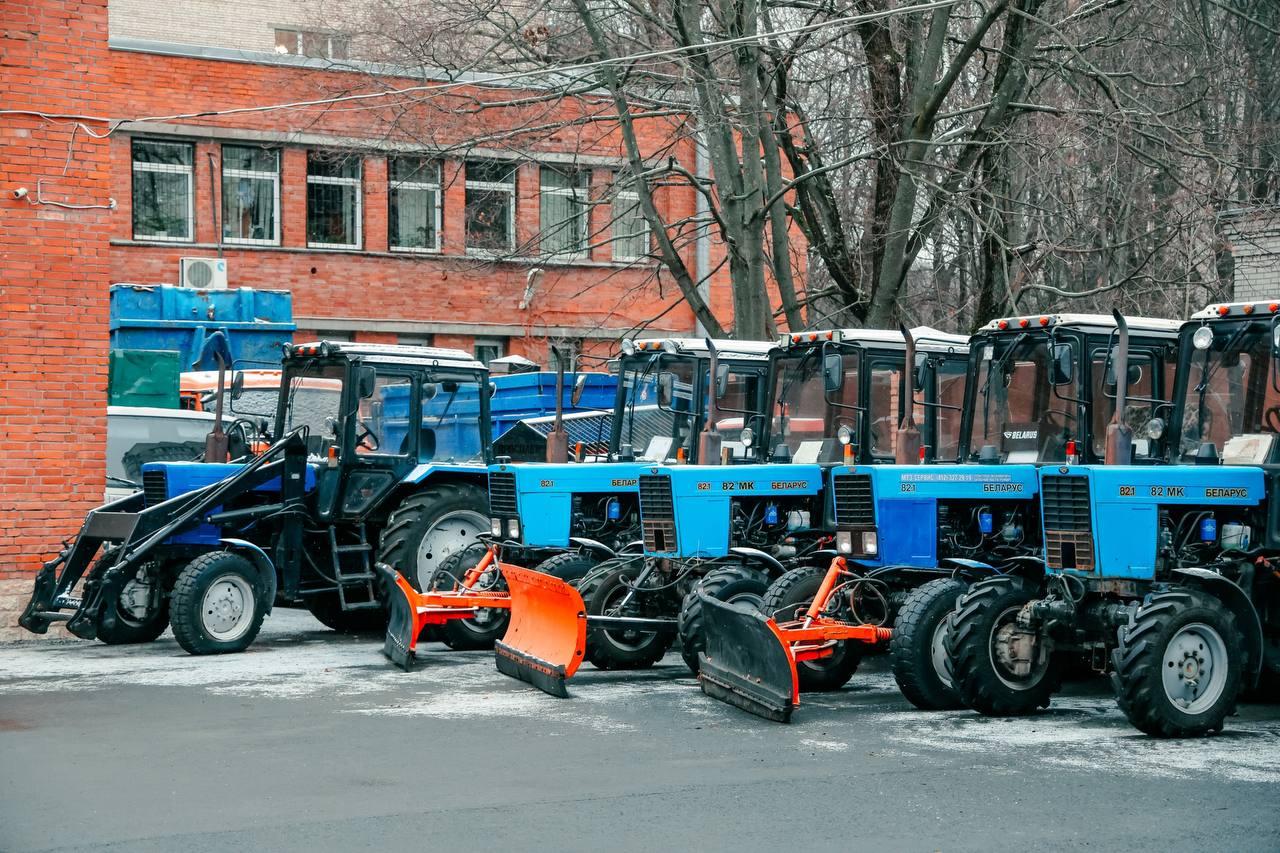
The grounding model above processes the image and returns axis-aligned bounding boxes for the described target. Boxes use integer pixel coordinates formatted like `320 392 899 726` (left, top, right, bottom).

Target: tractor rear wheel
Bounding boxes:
96 561 170 645
170 551 267 655
676 564 769 675
582 562 675 670
945 576 1059 715
1111 590 1242 737
427 543 507 650
762 565 861 692
891 578 968 710
303 593 387 635
377 483 489 593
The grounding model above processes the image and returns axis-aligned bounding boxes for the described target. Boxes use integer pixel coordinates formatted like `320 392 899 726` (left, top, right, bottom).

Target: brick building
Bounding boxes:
1222 207 1280 302
0 0 732 619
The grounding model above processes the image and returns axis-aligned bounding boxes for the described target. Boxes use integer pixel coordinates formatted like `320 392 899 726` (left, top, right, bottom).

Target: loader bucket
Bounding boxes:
494 563 586 697
697 591 799 723
378 563 420 671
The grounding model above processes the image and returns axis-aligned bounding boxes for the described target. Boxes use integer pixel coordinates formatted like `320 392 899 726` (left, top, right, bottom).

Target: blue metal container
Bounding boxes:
109 284 295 370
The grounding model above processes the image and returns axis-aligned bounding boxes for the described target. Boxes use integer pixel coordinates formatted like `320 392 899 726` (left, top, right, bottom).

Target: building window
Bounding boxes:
540 167 590 258
131 139 194 242
221 145 279 245
274 29 348 59
474 338 506 366
612 176 649 261
389 157 441 253
307 152 362 249
465 161 516 253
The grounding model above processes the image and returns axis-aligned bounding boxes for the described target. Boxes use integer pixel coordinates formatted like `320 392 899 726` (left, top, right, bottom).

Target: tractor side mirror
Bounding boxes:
1106 353 1142 388
230 370 245 400
1051 343 1074 386
823 352 844 393
714 363 729 399
657 372 676 409
356 366 377 399
571 373 588 407
422 382 438 400
1271 320 1280 359
912 353 928 392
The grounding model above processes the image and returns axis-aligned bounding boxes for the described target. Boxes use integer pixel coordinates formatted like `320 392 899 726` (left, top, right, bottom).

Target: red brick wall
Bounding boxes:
0 0 113 579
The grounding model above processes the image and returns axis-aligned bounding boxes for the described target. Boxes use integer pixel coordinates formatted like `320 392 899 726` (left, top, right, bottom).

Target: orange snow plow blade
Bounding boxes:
698 556 892 722
377 547 512 671
494 564 586 697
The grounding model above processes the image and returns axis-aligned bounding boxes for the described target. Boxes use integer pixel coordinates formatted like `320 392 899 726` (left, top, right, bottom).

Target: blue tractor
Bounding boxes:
695 312 1184 721
20 341 553 654
493 326 972 696
946 301 1280 736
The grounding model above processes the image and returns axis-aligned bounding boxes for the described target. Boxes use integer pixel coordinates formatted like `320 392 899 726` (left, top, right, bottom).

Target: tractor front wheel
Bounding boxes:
170 552 267 655
762 565 861 692
1111 590 1242 737
96 562 169 645
945 577 1059 715
582 562 675 670
676 565 769 675
533 551 599 584
428 543 507 650
891 578 968 710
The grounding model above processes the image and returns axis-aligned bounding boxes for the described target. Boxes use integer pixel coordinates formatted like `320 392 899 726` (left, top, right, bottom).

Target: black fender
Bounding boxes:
618 539 646 555
569 537 617 562
1172 567 1264 684
728 546 785 578
221 538 277 613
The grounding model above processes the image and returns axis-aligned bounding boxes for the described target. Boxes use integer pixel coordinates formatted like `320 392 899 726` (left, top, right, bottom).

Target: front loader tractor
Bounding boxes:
698 311 1184 722
946 301 1280 737
379 336 776 670
493 326 971 698
21 341 496 654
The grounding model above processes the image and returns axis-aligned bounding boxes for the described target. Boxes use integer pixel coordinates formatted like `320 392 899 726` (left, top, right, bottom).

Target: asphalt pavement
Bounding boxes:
2 609 1277 852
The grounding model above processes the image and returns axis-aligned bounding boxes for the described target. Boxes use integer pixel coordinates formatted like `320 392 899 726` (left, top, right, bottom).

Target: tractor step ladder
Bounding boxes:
329 525 380 610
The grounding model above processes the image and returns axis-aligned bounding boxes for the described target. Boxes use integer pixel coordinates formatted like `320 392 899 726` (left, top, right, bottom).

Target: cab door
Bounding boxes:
335 370 418 520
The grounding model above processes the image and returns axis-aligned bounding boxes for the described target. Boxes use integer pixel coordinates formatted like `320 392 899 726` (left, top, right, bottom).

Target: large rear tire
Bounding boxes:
582 562 675 670
945 576 1059 715
1111 590 1242 737
377 482 489 592
170 551 267 655
676 564 769 675
891 578 967 710
762 565 861 692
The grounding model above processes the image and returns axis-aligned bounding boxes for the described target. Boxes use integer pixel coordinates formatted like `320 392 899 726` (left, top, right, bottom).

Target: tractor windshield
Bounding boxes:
618 354 697 461
770 347 860 462
418 373 487 462
1176 320 1280 464
968 334 1079 463
279 361 347 456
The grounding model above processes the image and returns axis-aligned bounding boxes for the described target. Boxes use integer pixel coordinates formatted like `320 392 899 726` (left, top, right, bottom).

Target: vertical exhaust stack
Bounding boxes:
205 351 230 463
1105 309 1133 465
896 324 923 465
546 346 569 463
698 338 723 465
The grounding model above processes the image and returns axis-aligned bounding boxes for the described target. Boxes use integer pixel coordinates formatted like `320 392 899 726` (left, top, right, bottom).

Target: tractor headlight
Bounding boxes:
837 425 854 446
662 339 680 354
1193 326 1214 350
1145 417 1166 439
490 518 503 538
861 531 879 556
621 339 637 356
835 530 853 554
508 519 520 540
740 426 754 449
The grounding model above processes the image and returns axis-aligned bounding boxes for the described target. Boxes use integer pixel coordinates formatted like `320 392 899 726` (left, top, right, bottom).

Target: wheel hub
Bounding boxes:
1161 622 1227 713
200 574 255 641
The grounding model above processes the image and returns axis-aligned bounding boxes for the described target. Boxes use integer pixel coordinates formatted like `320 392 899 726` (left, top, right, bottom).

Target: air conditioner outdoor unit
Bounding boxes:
179 257 228 289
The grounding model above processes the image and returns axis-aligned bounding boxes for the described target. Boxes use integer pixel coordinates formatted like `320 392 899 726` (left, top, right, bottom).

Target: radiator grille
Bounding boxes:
1042 475 1095 572
487 472 518 517
638 474 676 552
142 470 168 506
833 474 875 527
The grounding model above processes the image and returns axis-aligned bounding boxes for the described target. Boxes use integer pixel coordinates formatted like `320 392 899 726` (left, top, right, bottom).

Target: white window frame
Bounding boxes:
275 29 347 59
306 157 363 250
389 158 442 254
612 185 649 262
465 163 516 255
540 167 590 261
221 146 280 246
131 140 194 243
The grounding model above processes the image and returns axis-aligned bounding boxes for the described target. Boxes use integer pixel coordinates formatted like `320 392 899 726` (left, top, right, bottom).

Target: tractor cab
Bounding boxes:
962 314 1182 465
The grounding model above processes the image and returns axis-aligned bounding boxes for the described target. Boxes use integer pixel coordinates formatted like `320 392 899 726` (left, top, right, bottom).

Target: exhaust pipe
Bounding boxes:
1104 309 1133 465
546 346 569 463
895 324 922 464
698 338 723 465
